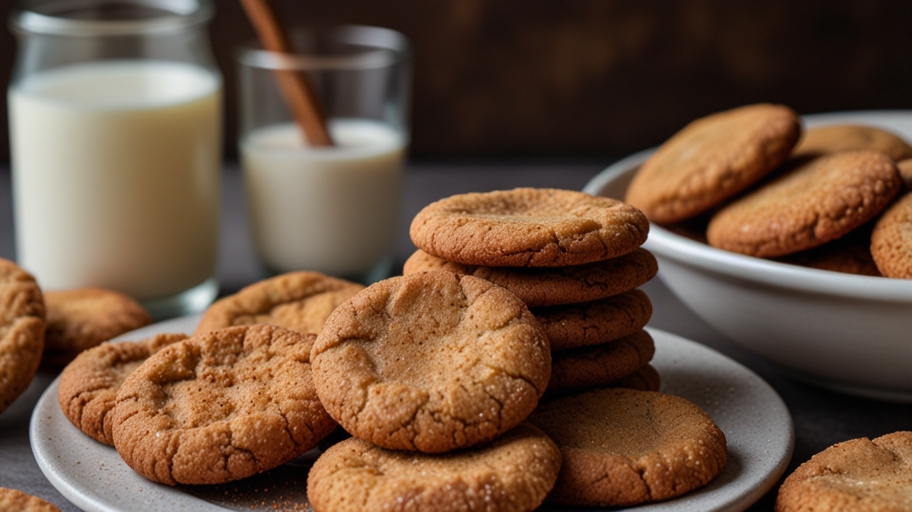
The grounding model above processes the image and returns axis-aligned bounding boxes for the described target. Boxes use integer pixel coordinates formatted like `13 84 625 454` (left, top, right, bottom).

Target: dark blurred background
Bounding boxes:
3 0 912 161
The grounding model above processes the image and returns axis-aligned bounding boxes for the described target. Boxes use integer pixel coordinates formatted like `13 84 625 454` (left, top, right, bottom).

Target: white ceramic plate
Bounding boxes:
32 316 793 512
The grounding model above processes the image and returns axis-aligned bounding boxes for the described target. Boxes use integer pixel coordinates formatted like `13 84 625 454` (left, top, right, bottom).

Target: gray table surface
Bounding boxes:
1 160 910 511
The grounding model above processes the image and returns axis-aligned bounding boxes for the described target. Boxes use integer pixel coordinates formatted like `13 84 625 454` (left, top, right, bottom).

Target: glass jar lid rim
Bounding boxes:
237 25 412 71
10 0 214 36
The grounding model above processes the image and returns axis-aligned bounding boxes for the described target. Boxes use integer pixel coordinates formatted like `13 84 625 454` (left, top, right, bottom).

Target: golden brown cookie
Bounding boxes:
58 333 187 446
626 103 801 224
111 325 336 485
776 431 912 512
410 188 649 267
43 287 152 367
529 388 727 507
707 151 903 258
777 225 881 277
306 423 562 512
0 488 60 512
609 363 661 392
195 271 364 336
532 289 652 351
0 258 45 415
312 271 551 453
871 192 912 278
898 159 912 190
547 330 655 391
544 364 662 403
794 124 912 162
403 248 658 308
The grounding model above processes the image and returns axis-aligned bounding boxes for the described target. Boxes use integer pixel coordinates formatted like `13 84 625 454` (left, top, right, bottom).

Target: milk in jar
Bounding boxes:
9 60 222 300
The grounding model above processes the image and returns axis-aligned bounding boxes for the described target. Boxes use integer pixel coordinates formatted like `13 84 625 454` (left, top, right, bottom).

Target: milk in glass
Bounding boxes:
242 119 404 277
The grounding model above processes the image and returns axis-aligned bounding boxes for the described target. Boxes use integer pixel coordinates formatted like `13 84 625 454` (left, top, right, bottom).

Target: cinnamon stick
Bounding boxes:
239 0 334 146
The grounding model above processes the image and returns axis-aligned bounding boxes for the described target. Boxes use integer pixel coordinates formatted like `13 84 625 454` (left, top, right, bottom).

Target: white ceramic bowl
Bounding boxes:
584 111 912 402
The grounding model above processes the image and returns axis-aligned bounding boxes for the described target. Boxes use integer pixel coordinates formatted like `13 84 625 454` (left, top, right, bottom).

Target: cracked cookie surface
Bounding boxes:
58 333 187 445
0 488 60 512
707 150 903 257
403 248 657 308
532 289 652 350
306 423 562 512
409 188 649 267
43 287 152 367
312 271 551 453
529 388 726 507
626 103 800 224
775 431 912 512
111 325 336 485
195 271 363 336
0 258 45 415
547 329 655 391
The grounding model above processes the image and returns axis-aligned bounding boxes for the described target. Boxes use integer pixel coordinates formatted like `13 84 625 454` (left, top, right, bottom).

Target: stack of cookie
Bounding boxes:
404 188 661 396
307 270 562 511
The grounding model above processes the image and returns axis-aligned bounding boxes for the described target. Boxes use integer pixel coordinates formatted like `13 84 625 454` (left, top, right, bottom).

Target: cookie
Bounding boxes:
403 248 658 308
898 159 912 190
871 192 912 278
312 271 551 453
58 333 187 445
793 124 912 162
707 151 903 258
43 287 152 367
111 325 336 485
626 103 801 224
195 271 364 336
0 258 45 415
547 330 655 391
776 431 912 512
610 363 661 392
0 488 60 512
544 364 662 403
410 188 649 267
777 224 881 276
306 423 562 512
531 289 652 351
529 388 727 507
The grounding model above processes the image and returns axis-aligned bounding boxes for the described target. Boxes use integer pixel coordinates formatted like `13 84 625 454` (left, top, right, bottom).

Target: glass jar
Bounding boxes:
8 0 223 319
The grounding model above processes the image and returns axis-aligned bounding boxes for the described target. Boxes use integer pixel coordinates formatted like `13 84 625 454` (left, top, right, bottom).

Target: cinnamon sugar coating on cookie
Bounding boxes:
195 271 363 336
626 103 800 224
306 424 562 512
532 289 652 350
58 333 187 445
112 325 336 485
707 151 903 258
410 188 649 267
871 192 912 278
0 258 45 415
776 431 912 512
547 329 655 391
403 248 657 308
312 271 551 453
530 388 726 507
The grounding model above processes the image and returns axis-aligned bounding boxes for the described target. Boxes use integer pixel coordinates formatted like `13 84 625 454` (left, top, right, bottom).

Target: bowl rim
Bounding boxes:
584 122 912 302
